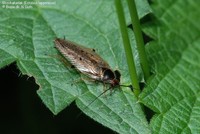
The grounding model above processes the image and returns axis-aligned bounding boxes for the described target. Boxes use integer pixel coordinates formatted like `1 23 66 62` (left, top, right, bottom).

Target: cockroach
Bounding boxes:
54 38 132 107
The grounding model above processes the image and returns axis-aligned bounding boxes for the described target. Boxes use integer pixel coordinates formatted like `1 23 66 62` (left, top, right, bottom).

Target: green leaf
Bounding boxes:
0 0 151 133
140 0 200 133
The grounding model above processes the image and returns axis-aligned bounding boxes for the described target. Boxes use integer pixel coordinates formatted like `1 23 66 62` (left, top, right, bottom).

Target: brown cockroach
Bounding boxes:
54 38 132 108
54 38 123 88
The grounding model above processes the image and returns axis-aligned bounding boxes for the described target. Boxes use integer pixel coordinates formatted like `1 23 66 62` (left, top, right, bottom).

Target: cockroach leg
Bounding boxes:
102 83 107 98
109 87 114 96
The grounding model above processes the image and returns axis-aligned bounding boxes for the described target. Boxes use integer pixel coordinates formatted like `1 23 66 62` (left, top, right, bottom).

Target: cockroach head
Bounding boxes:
102 68 115 81
102 68 121 86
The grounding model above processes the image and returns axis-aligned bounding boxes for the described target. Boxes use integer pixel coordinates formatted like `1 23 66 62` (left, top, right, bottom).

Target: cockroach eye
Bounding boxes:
103 69 115 80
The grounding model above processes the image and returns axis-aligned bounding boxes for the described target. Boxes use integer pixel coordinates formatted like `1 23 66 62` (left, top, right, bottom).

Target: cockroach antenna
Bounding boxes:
76 87 111 119
76 84 133 119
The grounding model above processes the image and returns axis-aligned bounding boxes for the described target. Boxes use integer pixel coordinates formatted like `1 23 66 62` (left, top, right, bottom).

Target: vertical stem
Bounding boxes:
115 0 140 97
126 0 150 81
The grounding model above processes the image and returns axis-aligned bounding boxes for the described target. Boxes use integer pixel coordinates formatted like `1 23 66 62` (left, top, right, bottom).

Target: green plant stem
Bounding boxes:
126 0 150 81
115 0 140 97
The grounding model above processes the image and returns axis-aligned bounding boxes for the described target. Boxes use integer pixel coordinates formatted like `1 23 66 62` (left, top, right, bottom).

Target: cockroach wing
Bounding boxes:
54 38 111 80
